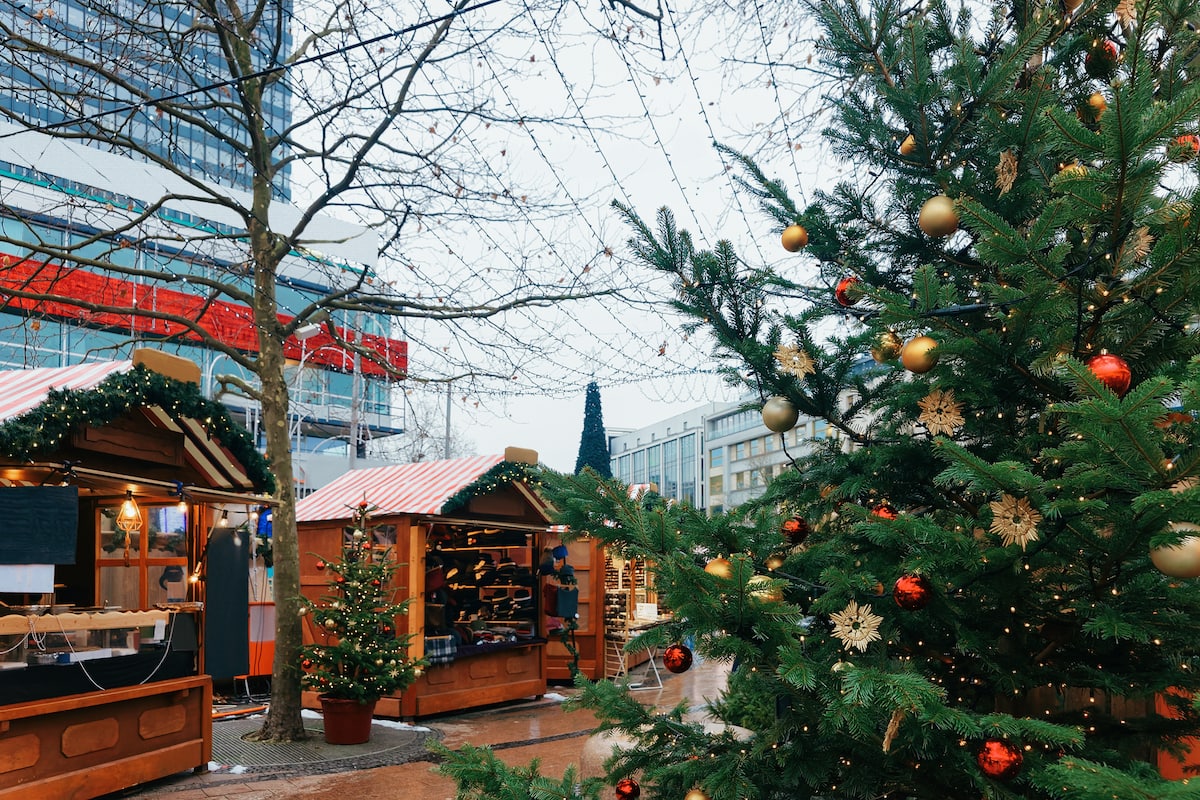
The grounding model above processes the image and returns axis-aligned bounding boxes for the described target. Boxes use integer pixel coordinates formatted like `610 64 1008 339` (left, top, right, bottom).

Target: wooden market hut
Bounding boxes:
0 350 274 800
295 448 607 717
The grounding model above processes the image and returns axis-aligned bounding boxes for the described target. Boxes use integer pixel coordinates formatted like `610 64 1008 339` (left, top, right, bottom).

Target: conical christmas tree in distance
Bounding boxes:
575 380 612 478
438 1 1200 798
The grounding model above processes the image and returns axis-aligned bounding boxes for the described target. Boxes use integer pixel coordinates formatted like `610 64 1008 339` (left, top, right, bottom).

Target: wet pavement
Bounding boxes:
112 657 732 800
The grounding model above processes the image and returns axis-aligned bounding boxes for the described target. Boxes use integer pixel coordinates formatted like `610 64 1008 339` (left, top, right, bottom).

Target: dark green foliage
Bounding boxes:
441 0 1200 798
574 381 612 478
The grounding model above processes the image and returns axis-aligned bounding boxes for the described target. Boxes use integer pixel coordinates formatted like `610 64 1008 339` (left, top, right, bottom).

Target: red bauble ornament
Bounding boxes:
1086 353 1131 396
372 578 382 587
615 778 641 800
336 575 346 583
893 574 933 610
301 658 312 669
1084 39 1119 78
1169 135 1200 163
663 643 694 674
316 560 326 571
871 503 898 520
835 276 862 307
976 738 1023 780
782 516 810 545
382 624 393 634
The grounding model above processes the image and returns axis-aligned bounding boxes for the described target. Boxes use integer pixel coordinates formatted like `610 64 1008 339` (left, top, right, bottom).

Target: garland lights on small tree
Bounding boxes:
300 502 424 704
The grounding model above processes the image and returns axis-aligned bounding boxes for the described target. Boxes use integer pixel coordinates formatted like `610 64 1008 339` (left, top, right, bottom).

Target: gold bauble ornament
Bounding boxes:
900 335 939 373
684 790 712 800
748 574 783 603
918 195 958 237
1057 161 1088 178
871 330 903 363
781 224 809 252
1150 522 1200 578
1078 92 1106 123
899 134 916 155
761 396 799 433
765 554 785 571
704 557 733 579
324 618 337 630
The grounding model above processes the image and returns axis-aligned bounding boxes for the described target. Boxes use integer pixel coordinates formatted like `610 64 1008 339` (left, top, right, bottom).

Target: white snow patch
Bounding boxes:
373 718 431 732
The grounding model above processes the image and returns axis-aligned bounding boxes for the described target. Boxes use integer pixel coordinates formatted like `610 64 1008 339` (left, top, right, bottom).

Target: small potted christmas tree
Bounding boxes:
301 502 424 744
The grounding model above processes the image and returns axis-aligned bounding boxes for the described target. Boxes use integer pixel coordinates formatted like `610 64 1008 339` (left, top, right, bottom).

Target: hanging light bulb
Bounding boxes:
116 491 142 533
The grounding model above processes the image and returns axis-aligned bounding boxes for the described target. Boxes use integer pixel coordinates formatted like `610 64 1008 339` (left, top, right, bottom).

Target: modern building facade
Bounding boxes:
0 6 404 494
0 2 294 198
609 395 852 514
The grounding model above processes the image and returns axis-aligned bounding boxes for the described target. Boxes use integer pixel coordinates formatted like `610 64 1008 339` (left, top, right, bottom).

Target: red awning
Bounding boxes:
295 454 507 522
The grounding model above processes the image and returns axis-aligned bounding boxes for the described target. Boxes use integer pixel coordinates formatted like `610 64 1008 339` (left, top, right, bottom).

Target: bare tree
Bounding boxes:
369 385 476 464
0 0 655 741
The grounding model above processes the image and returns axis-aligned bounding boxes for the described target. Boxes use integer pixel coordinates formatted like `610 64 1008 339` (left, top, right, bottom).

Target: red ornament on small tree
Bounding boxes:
835 276 862 307
893 574 933 610
1086 353 1131 396
615 777 641 800
976 738 1023 780
663 643 694 674
782 516 810 545
1085 39 1119 78
872 502 898 520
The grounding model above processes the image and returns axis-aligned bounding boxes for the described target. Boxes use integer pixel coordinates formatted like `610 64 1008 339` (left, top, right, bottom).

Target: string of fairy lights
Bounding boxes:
0 1 835 414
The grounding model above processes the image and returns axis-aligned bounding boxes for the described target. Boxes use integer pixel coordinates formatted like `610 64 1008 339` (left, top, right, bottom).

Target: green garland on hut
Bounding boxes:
440 460 545 515
0 365 274 493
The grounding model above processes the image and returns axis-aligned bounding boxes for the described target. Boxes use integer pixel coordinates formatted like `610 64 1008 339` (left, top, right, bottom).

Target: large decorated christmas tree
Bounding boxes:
438 0 1200 797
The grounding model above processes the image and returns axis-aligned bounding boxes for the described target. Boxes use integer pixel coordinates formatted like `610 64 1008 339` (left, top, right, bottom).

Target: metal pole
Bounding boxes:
348 312 363 469
444 382 452 460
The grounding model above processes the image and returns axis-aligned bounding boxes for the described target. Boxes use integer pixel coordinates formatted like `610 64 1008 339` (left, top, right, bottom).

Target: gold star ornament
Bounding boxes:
989 494 1042 550
774 343 816 377
917 388 965 436
829 600 884 653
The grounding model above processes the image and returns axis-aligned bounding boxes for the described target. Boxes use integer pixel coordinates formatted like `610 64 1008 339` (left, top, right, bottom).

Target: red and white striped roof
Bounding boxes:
295 453 507 522
0 360 133 419
0 360 254 491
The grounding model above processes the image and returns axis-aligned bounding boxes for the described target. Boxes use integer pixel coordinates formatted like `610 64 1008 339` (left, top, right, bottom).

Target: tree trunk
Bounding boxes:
246 226 308 742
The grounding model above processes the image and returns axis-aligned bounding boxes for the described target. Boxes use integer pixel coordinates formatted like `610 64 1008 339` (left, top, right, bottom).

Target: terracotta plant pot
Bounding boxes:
319 696 376 745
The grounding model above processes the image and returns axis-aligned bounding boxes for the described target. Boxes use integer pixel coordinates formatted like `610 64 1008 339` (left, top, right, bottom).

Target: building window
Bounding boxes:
709 474 723 495
662 439 678 499
734 442 746 460
749 438 760 456
679 433 696 504
709 446 723 467
647 444 661 492
633 449 647 484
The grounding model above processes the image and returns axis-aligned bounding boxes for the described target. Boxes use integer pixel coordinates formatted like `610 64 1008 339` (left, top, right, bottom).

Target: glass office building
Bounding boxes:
0 1 293 199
